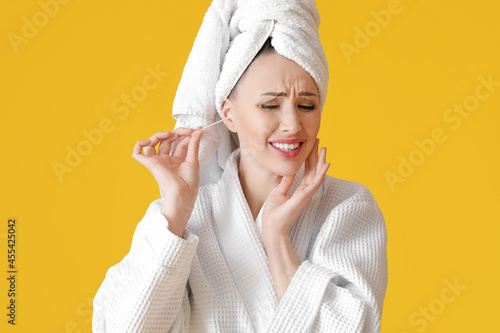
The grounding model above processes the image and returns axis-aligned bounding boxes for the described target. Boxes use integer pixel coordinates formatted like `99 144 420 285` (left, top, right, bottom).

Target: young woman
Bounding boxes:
93 2 387 332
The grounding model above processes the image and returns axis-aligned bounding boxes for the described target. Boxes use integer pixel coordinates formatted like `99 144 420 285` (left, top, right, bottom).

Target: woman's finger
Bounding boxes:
143 144 156 157
170 128 197 158
171 135 191 160
160 133 185 156
185 127 203 165
316 146 327 174
148 132 166 146
322 163 331 176
156 131 175 155
297 149 329 200
292 175 322 209
163 128 196 156
304 139 317 174
157 131 179 156
306 139 320 178
173 127 194 136
274 174 295 197
310 138 319 172
312 158 330 190
144 132 168 156
132 140 151 166
316 147 330 174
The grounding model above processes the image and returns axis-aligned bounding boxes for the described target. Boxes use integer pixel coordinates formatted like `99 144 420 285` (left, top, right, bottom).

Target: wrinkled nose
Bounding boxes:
279 105 302 134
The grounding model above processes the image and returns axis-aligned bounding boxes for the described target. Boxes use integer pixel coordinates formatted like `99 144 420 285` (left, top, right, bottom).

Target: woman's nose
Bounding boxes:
278 105 301 133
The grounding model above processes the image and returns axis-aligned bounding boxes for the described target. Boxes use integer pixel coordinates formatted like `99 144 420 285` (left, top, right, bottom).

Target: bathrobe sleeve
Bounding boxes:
267 184 388 333
92 199 199 333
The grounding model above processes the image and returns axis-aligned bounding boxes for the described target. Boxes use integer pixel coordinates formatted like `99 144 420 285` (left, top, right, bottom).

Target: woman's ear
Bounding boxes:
221 98 237 133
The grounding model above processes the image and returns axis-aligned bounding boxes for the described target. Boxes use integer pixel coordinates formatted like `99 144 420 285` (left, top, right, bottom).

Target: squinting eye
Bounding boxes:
299 105 316 110
260 104 279 109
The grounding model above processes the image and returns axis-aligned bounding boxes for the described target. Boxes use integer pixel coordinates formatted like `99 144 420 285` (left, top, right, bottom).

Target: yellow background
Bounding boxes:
1 0 498 332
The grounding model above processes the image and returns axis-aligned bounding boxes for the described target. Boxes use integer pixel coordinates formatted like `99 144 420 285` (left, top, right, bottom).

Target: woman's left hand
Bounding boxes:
262 138 330 238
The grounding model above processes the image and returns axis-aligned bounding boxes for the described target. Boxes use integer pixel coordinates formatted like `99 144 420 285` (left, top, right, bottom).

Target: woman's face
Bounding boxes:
222 52 321 177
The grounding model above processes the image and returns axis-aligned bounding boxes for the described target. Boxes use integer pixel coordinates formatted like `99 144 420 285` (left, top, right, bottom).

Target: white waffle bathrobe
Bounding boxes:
92 148 388 332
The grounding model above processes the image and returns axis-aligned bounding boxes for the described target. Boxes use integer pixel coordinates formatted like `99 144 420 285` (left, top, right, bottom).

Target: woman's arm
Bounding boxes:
263 231 301 301
92 127 203 332
262 138 330 302
92 199 199 333
266 188 388 333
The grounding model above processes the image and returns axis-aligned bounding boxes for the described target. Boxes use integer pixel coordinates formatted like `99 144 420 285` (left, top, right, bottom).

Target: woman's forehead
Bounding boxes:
242 53 319 95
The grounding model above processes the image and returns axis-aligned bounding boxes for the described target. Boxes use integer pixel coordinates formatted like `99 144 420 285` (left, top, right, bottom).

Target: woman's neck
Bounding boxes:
238 154 282 221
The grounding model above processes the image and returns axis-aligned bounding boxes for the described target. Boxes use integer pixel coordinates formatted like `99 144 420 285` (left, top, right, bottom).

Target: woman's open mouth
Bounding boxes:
269 142 304 158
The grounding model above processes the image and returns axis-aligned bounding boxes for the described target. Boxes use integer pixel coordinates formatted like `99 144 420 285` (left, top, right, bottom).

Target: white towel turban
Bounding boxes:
167 0 329 196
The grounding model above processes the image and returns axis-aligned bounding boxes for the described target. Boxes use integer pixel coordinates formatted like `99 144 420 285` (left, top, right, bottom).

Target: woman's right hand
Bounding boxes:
132 126 204 237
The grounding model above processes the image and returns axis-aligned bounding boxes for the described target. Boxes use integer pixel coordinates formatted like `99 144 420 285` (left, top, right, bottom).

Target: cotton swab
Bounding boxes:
191 115 232 135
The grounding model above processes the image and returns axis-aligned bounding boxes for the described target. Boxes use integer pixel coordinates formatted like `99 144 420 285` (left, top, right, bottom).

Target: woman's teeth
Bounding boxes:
271 142 301 151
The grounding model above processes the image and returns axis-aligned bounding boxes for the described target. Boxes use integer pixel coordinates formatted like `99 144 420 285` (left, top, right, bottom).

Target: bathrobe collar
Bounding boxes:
211 148 324 332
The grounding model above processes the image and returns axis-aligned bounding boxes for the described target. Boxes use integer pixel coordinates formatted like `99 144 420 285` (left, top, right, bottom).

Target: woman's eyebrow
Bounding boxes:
261 92 286 96
260 91 318 97
299 91 318 97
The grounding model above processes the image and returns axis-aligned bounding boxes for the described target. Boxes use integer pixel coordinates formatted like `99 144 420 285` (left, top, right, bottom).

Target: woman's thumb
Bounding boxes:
274 174 295 196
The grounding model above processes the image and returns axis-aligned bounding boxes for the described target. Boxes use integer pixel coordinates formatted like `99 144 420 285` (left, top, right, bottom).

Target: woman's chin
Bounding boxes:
273 162 303 178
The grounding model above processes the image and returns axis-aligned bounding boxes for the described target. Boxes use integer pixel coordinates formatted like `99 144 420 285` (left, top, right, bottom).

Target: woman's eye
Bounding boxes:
260 104 316 110
260 104 279 109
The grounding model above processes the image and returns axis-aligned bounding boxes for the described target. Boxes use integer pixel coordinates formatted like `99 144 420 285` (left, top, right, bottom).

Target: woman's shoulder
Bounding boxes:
311 175 386 246
320 175 382 212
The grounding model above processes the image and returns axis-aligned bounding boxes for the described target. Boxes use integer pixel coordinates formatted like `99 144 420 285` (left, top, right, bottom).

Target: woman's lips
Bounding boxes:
269 142 304 159
268 138 304 144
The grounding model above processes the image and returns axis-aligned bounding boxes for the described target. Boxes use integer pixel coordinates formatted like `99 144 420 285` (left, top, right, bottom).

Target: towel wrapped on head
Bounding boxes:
168 0 329 196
